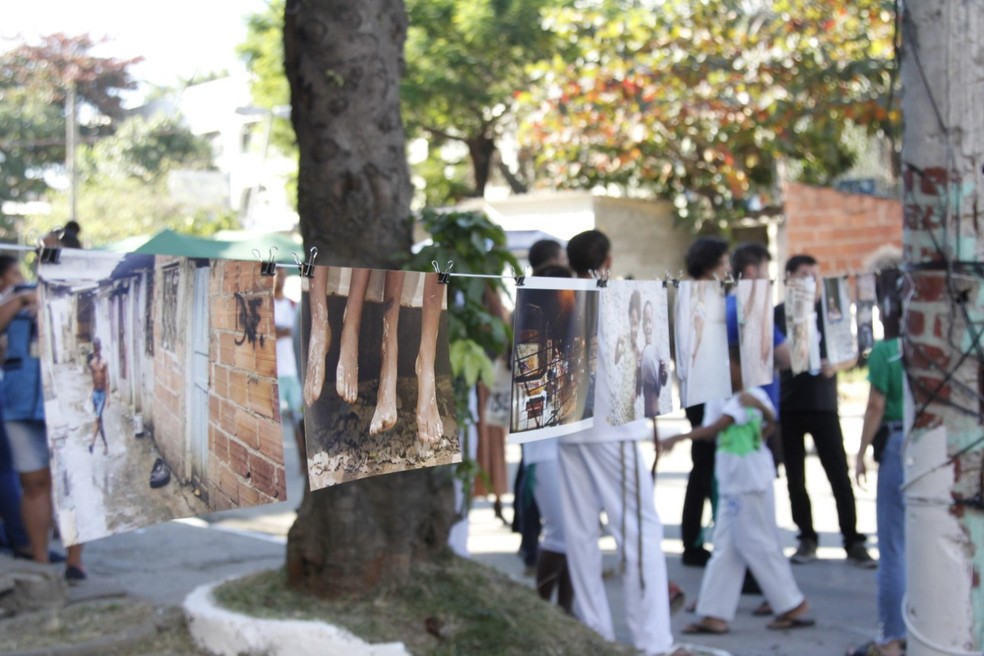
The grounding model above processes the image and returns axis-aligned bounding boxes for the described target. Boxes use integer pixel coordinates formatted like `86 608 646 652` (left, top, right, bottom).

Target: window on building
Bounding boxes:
161 265 180 352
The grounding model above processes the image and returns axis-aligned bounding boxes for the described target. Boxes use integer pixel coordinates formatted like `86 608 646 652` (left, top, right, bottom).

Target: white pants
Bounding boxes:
531 460 566 553
558 441 673 655
695 486 804 622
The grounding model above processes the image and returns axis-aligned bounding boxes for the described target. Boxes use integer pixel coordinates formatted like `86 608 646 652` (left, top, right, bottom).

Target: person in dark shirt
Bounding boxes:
774 254 874 568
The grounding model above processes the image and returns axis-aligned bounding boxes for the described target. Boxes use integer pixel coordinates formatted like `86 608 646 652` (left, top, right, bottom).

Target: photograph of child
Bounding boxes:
599 280 672 424
300 266 458 490
821 276 857 366
736 279 775 390
855 272 877 356
510 277 598 443
38 251 286 546
784 277 821 376
674 279 732 408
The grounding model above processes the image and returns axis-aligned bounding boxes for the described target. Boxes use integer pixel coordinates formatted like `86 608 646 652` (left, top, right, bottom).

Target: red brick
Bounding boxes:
228 439 249 477
210 427 229 460
907 310 925 337
254 348 277 379
249 455 278 498
228 370 249 407
213 366 229 399
257 418 285 460
218 466 242 503
238 485 261 508
248 377 276 417
219 333 239 367
234 408 259 450
234 344 256 370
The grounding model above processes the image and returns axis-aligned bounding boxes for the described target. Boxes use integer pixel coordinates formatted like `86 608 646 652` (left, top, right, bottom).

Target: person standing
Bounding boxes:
557 230 688 656
775 254 875 567
851 264 906 656
87 338 109 455
679 236 730 567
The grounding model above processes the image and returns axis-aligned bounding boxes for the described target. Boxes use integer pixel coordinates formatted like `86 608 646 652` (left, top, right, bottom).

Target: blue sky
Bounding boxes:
3 0 268 98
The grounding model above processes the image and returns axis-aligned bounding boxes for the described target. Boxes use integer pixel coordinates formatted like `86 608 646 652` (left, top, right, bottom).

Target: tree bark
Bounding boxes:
284 0 456 597
901 1 984 653
466 134 496 198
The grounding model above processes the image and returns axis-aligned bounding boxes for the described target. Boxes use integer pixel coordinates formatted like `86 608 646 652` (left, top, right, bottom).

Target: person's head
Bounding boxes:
567 230 611 278
865 245 903 339
62 221 82 248
642 300 654 343
785 254 820 301
93 337 101 354
685 236 730 280
529 239 566 270
0 255 24 292
532 263 573 279
629 289 641 334
731 242 771 280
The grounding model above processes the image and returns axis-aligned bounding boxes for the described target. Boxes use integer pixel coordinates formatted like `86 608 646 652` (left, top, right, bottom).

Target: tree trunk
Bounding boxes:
466 134 496 198
284 0 456 597
901 2 984 653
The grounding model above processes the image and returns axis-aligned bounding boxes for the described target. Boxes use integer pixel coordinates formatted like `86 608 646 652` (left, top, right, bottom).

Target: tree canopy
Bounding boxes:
0 34 140 203
515 0 898 225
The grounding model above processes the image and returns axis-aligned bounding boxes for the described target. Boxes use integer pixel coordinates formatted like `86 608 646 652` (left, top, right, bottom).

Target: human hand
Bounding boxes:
854 452 867 489
657 435 680 454
820 359 836 378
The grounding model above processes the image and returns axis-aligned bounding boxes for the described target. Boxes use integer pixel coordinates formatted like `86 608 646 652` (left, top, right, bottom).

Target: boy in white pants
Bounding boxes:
660 347 814 635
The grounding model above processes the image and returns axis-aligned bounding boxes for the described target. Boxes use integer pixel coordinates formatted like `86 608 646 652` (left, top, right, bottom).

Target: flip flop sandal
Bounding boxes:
752 600 773 616
767 615 816 630
682 620 730 635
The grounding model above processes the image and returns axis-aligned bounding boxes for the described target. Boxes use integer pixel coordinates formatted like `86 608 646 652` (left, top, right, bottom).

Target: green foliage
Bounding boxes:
22 114 232 246
0 34 139 202
516 0 898 226
402 0 564 197
404 208 519 507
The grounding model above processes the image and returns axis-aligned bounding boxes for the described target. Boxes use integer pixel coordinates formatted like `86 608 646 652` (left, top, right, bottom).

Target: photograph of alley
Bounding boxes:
509 278 599 443
300 266 458 490
38 251 286 545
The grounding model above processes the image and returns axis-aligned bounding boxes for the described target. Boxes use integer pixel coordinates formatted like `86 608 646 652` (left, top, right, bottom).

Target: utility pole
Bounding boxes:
900 1 984 654
65 76 78 224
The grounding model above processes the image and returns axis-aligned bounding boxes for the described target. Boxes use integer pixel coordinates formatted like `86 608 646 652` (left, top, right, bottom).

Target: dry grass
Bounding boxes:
215 554 636 656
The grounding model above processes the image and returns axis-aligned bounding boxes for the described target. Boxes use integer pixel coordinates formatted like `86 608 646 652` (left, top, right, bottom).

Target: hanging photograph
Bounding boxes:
300 267 458 489
674 280 732 407
784 277 822 375
38 251 286 546
736 279 775 389
599 280 673 423
855 272 876 356
509 277 598 443
822 276 857 366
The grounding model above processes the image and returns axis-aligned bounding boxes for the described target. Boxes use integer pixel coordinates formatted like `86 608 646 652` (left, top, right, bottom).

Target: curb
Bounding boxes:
183 577 410 656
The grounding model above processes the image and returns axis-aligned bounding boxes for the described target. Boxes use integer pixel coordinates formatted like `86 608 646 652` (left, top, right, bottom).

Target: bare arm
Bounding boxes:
0 291 35 333
659 414 733 452
773 340 791 371
738 391 775 424
855 387 887 488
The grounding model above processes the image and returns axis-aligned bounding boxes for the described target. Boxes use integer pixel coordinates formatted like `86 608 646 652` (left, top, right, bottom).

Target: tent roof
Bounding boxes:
102 229 302 264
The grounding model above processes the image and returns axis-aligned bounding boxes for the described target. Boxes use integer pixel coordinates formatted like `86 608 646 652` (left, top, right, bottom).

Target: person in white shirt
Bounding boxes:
660 344 813 635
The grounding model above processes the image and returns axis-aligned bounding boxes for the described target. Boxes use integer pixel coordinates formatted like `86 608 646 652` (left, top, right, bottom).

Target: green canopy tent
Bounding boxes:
102 228 303 265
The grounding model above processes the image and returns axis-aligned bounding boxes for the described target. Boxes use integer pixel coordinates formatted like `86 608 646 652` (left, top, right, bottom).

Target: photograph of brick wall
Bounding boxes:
301 266 458 489
38 251 285 546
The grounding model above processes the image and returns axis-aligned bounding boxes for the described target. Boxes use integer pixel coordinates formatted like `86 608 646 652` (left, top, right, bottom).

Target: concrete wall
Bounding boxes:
779 182 902 275
206 260 285 510
594 196 691 281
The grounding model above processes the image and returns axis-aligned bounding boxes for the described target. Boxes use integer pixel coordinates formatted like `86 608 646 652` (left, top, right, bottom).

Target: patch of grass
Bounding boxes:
215 555 635 656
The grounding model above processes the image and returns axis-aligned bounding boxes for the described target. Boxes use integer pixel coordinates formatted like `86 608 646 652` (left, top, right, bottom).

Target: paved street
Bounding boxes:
44 362 209 545
41 383 881 656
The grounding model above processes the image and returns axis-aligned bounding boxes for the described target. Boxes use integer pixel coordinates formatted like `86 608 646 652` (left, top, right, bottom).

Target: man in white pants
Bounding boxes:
558 230 686 656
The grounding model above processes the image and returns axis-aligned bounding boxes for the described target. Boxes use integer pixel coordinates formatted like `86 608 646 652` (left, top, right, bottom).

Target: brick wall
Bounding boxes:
780 182 902 275
206 260 285 511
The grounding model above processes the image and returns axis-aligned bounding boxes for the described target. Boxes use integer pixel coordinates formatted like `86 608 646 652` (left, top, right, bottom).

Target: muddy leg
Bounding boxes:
370 271 404 435
303 266 331 408
415 273 444 444
337 268 370 404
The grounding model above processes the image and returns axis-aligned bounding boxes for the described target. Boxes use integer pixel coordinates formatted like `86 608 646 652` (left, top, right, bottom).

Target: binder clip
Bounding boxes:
513 265 527 288
36 234 60 265
595 269 609 288
255 248 278 276
720 272 737 289
432 260 453 285
294 247 318 278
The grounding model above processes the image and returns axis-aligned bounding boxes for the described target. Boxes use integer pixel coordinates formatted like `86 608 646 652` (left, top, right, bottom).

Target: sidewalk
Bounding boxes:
32 388 879 656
